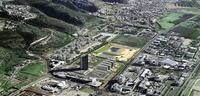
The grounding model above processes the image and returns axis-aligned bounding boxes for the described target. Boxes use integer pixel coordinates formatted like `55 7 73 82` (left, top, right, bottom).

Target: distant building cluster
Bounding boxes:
0 20 18 31
110 75 134 94
109 31 199 95
92 0 168 35
51 36 100 63
4 5 37 20
93 33 117 42
145 32 198 60
4 20 17 31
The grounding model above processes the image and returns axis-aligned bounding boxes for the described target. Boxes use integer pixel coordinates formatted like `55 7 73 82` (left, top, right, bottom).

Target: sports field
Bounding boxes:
17 62 44 80
20 63 43 76
94 43 140 62
104 44 140 62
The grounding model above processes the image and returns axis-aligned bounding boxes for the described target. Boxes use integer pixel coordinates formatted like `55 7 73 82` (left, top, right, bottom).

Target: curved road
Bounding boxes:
10 29 53 96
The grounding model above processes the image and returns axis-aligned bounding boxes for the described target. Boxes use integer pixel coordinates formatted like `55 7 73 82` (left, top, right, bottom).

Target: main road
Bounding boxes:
108 15 199 95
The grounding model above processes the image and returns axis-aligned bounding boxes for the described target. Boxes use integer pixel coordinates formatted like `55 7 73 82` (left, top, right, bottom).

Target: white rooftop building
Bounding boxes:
160 58 179 67
140 69 152 78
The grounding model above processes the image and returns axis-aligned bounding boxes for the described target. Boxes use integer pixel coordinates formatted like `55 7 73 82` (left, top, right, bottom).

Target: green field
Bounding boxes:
20 63 43 76
80 87 94 93
0 47 25 75
0 80 28 95
112 35 148 48
158 13 184 29
0 79 14 95
94 44 111 54
0 80 7 89
0 62 43 95
17 62 44 80
172 21 200 40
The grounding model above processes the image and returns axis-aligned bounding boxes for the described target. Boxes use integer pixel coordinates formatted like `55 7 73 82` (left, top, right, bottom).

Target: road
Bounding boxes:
28 30 53 49
114 15 199 95
9 29 54 96
163 15 199 96
10 76 50 96
187 78 200 96
26 29 53 59
176 59 200 96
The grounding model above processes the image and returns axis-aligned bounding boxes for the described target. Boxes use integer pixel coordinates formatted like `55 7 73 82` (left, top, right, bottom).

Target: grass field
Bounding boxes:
0 79 13 95
80 87 94 93
94 44 111 54
172 21 200 40
111 35 148 48
20 63 43 76
0 62 40 95
13 82 28 89
158 13 183 29
158 12 194 30
0 47 19 75
0 80 7 89
17 62 44 80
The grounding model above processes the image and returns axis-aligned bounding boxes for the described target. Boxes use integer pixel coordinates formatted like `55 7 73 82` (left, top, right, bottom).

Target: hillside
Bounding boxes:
102 0 128 3
0 0 100 78
53 0 98 12
14 0 98 26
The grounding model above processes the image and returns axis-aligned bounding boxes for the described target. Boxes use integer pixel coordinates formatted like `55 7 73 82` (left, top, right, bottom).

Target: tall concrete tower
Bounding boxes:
80 54 88 70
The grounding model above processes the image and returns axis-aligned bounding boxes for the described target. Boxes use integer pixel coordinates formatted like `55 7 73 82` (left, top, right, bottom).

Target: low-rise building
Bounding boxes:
50 59 65 68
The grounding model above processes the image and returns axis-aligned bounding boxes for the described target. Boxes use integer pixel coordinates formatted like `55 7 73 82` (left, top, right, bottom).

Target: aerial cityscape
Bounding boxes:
0 0 200 96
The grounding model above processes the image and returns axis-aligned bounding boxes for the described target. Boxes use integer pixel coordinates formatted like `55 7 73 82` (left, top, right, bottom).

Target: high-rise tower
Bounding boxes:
80 54 88 70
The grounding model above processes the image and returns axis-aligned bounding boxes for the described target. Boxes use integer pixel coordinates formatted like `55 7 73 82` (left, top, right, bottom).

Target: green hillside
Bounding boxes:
0 0 100 77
